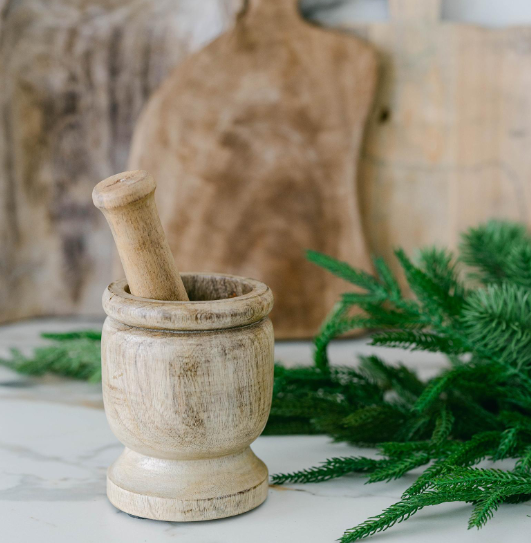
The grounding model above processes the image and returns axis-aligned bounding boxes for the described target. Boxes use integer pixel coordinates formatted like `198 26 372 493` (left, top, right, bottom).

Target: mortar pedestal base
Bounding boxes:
107 447 268 521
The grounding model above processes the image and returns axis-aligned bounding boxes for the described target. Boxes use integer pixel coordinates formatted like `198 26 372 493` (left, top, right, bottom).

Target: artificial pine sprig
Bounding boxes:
270 220 531 540
271 456 385 484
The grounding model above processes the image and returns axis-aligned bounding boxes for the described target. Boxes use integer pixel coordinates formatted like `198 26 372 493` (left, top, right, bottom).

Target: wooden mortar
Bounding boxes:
93 171 275 521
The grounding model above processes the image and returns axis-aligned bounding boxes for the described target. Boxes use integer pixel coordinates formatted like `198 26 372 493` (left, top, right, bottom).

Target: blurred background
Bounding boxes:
2 0 531 339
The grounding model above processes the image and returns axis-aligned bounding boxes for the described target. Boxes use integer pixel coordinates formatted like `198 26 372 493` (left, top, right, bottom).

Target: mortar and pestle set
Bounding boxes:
92 170 274 521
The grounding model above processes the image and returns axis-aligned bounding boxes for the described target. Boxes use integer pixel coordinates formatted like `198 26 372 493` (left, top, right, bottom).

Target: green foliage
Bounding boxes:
4 220 531 540
459 220 531 287
0 331 102 382
430 406 454 445
271 220 531 540
271 456 384 484
462 283 531 369
467 489 506 529
341 488 484 541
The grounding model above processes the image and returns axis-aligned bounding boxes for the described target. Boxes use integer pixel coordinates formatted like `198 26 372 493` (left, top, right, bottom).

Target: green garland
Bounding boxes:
4 220 531 540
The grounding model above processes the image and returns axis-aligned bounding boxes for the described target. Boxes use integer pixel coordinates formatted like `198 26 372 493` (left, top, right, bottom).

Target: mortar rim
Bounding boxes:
102 272 274 331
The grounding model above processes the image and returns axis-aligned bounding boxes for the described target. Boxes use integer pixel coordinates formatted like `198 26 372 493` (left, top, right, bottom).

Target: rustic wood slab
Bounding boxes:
0 0 240 323
129 0 377 339
347 0 531 281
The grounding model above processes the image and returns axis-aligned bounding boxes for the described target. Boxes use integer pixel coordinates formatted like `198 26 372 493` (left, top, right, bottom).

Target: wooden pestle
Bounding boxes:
92 170 189 301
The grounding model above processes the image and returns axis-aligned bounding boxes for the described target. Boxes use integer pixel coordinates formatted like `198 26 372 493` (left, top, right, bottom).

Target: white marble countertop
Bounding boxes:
1 318 529 542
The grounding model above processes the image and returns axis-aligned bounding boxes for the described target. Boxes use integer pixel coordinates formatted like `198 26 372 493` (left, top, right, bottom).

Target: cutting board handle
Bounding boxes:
389 0 441 22
244 0 301 23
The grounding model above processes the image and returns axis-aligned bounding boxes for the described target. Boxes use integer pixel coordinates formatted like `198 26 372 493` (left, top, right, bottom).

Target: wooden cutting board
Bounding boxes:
129 0 377 339
347 0 531 281
0 0 240 324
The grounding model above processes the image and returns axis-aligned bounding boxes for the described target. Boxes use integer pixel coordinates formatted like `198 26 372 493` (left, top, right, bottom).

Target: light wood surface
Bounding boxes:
128 0 377 339
0 0 240 323
347 0 531 283
93 170 188 301
103 273 273 331
101 274 274 521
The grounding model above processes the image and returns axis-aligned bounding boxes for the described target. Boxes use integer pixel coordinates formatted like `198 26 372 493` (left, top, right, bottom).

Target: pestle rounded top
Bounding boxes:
92 170 156 210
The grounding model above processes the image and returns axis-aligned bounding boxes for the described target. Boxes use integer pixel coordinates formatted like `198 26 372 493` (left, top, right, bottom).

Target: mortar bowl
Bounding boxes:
101 272 274 521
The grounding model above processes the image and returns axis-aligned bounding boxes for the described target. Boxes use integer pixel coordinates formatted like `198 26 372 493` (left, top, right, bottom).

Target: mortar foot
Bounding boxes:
107 446 268 521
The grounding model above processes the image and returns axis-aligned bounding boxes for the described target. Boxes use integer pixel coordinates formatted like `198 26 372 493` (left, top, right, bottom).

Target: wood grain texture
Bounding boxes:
128 0 377 339
103 273 274 331
101 273 274 521
0 0 240 323
93 170 189 301
345 0 531 282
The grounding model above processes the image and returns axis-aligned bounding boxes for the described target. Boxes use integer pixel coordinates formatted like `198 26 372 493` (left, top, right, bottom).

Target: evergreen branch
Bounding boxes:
515 446 531 474
358 355 424 400
395 413 431 442
412 362 502 414
417 247 466 312
372 256 402 300
313 302 349 370
271 456 383 485
468 489 507 529
340 489 484 542
494 427 519 461
371 330 466 355
403 431 501 498
379 441 434 457
0 333 102 382
459 220 531 285
503 243 531 289
367 452 431 483
306 250 385 294
432 467 531 490
41 330 102 341
461 283 531 369
431 406 454 445
395 248 460 321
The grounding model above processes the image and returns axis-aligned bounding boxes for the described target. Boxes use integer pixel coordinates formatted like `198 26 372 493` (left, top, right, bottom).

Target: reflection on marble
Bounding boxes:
1 319 529 542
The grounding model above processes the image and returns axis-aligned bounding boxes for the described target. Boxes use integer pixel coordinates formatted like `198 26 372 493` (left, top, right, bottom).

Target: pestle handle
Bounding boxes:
93 170 189 301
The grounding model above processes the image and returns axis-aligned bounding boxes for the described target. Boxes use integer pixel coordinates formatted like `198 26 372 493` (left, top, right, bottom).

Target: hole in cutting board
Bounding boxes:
379 107 391 124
